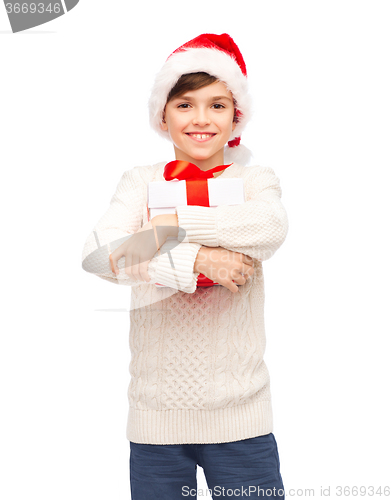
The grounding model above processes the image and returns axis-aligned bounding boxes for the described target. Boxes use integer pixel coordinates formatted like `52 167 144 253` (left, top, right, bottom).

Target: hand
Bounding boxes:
109 219 173 282
194 247 255 293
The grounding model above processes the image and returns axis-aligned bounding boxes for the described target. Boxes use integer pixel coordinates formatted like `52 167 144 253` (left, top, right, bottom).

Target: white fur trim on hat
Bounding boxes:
224 143 253 166
148 47 252 143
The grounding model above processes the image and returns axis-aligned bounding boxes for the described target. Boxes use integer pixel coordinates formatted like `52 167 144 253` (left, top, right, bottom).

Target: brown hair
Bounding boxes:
165 72 238 123
166 72 217 103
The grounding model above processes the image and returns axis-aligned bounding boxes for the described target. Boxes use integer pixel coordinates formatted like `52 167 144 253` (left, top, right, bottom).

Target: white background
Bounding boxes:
1 1 391 499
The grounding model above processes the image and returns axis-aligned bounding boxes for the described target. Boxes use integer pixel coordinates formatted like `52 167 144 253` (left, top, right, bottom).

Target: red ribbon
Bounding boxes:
163 160 232 287
164 160 232 206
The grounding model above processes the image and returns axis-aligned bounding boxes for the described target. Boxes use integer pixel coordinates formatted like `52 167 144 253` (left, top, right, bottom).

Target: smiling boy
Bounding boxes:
161 78 236 171
82 33 289 499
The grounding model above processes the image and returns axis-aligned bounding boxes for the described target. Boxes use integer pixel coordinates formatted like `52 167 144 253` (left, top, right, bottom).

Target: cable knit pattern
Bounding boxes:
81 161 288 444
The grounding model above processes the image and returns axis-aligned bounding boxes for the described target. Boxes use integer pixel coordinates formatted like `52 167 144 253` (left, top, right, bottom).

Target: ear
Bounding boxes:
160 107 168 131
232 108 237 131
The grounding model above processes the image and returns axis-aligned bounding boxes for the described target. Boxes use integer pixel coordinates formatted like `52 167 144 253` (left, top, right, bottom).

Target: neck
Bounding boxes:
173 147 225 174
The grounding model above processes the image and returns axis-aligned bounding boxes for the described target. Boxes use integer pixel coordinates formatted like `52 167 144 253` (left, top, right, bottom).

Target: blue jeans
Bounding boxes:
129 433 285 499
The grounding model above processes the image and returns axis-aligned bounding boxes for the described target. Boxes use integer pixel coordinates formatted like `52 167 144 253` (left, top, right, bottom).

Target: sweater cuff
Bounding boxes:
148 239 202 294
176 205 219 247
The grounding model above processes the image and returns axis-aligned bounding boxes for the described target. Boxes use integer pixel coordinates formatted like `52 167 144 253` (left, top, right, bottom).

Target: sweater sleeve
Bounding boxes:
81 167 202 293
175 166 289 261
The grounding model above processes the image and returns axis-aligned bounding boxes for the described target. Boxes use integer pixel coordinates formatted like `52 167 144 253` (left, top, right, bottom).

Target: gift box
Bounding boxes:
147 174 245 288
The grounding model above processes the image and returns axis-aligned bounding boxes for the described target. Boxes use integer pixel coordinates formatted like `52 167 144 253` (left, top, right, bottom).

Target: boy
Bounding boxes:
82 33 288 499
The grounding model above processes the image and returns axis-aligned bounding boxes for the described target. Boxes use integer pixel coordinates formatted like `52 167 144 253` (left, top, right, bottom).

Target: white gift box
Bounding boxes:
147 178 245 288
148 178 244 219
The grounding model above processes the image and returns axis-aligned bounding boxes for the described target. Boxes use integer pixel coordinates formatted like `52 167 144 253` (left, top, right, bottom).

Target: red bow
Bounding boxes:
164 160 232 207
164 160 232 287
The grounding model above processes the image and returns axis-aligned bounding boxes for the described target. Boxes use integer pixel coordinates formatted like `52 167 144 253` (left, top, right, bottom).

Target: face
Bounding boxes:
160 80 236 170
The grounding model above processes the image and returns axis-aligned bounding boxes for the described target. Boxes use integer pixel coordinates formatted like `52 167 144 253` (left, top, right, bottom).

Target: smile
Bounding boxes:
186 133 216 142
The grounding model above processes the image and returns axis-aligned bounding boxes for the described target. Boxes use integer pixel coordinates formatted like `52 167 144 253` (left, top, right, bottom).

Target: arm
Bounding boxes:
81 167 201 293
175 166 289 261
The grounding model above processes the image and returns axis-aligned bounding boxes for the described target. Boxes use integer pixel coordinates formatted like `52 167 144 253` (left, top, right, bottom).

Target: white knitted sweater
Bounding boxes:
81 161 288 445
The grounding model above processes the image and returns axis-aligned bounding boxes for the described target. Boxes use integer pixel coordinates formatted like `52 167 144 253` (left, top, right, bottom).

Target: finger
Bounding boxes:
125 254 139 279
241 263 255 278
213 272 238 293
132 264 144 282
222 279 239 293
109 240 128 275
109 251 119 275
139 260 151 282
130 259 147 282
233 272 247 285
241 254 254 266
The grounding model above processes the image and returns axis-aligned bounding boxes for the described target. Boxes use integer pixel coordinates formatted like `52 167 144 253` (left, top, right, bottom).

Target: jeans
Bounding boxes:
129 433 285 499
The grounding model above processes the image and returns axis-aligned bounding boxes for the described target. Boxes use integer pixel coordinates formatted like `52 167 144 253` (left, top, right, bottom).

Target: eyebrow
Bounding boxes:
175 95 232 102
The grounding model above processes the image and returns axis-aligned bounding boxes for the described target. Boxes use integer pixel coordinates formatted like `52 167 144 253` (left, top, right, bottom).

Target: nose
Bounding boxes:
192 108 211 127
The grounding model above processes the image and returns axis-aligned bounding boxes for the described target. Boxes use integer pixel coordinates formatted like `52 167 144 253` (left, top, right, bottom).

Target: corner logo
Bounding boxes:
4 0 79 33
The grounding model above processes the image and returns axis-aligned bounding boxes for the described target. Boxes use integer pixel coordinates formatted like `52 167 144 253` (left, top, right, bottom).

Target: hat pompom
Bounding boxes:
224 142 253 166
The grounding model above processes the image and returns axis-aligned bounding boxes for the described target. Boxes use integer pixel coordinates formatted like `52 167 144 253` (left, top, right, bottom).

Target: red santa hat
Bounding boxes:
148 33 253 165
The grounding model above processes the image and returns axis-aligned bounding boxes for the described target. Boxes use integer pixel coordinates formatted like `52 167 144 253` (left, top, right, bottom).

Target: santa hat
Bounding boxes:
148 33 253 165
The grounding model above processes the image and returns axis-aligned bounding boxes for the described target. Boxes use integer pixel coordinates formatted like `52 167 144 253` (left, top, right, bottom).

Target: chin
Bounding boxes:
189 149 216 160
191 154 211 161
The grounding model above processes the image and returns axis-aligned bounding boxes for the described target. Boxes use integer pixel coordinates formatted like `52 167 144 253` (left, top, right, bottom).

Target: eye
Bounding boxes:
212 103 225 109
177 103 191 109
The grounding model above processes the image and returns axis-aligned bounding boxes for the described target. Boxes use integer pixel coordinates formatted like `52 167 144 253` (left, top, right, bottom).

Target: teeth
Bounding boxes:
189 134 213 139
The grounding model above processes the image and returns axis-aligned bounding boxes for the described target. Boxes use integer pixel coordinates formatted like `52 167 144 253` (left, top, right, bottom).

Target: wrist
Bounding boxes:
152 214 179 239
193 246 209 273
